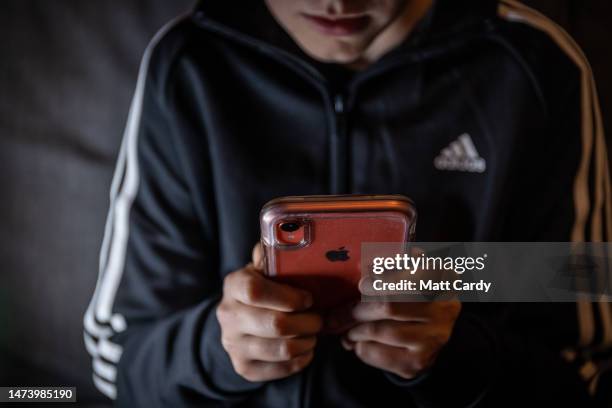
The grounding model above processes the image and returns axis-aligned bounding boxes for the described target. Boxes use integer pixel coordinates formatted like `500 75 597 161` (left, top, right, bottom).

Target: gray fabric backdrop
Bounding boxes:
0 0 609 405
0 1 194 404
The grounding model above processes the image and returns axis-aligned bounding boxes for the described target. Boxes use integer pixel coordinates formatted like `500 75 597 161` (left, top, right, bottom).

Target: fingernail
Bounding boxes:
341 337 354 351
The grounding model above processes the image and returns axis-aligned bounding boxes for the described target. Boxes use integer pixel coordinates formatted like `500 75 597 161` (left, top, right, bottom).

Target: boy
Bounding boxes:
85 0 611 406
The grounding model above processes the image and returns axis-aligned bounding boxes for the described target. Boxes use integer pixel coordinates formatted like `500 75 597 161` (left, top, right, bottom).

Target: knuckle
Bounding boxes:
270 313 289 336
386 326 406 344
241 369 260 382
365 322 381 338
279 339 308 360
216 302 230 323
232 359 249 377
408 340 425 353
370 343 386 361
223 271 239 294
278 340 294 360
357 343 380 364
243 275 263 304
233 361 260 382
382 302 399 318
220 335 233 352
355 342 370 360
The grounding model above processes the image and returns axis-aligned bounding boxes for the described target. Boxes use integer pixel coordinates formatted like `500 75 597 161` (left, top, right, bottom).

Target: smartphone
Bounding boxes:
260 195 417 310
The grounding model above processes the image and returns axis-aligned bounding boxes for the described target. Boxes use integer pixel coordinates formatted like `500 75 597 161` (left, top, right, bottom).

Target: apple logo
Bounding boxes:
326 247 350 262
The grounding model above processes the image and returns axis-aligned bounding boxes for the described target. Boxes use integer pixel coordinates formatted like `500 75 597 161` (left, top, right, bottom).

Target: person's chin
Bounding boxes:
301 42 367 66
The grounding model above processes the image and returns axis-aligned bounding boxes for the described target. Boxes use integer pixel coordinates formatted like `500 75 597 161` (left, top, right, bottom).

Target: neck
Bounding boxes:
347 0 433 70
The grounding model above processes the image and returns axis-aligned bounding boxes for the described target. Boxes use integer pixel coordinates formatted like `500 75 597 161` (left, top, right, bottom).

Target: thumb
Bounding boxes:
252 242 265 271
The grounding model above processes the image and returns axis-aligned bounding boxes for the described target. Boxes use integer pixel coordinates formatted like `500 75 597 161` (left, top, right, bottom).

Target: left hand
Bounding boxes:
332 300 461 380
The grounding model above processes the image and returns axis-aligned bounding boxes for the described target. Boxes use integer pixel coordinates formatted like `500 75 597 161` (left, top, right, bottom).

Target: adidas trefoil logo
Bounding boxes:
434 133 486 173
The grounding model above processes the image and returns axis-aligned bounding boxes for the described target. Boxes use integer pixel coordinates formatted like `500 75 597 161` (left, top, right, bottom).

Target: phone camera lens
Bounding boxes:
280 222 300 232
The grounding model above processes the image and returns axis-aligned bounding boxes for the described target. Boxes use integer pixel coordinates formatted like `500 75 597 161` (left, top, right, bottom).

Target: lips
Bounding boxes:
301 13 371 36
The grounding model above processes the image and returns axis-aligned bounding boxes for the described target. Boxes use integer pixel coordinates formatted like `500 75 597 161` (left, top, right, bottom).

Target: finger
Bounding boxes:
252 243 264 271
346 320 427 349
353 341 421 379
226 267 313 312
224 301 322 338
239 351 315 382
358 275 380 297
236 336 317 362
341 336 355 351
351 302 432 323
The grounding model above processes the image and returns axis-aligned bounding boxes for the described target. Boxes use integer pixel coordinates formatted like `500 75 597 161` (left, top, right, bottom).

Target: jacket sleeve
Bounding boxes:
397 29 611 408
83 26 269 406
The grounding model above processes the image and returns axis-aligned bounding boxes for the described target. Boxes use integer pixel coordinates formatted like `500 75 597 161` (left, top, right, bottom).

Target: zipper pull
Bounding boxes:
334 94 345 114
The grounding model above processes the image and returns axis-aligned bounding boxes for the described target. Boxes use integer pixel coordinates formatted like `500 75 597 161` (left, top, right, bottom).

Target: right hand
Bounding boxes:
216 243 322 382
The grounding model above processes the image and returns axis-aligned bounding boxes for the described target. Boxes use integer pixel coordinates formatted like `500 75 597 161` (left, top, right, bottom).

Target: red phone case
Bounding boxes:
260 195 417 310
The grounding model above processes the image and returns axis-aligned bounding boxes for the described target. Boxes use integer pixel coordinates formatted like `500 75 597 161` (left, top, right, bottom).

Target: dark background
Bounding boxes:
0 1 610 405
0 1 194 404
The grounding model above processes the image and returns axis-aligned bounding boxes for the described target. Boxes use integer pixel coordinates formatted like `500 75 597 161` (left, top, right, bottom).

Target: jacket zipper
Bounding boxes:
330 93 348 194
192 14 485 195
194 16 355 194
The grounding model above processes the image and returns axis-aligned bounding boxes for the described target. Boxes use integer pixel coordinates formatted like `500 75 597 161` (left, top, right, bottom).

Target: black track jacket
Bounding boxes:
84 0 612 406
